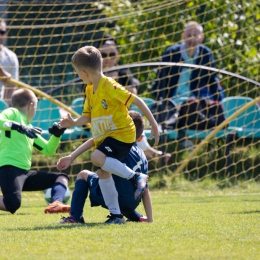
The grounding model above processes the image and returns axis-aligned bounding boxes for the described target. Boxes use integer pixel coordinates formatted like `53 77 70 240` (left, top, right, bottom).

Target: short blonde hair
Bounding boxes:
72 46 102 72
184 21 203 33
11 89 36 108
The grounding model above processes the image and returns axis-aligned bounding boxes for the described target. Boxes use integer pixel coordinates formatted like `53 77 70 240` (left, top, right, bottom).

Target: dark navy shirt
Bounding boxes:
152 44 224 102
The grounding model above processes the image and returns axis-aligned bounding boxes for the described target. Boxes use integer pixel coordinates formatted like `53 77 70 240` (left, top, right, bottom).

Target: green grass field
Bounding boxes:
0 189 259 260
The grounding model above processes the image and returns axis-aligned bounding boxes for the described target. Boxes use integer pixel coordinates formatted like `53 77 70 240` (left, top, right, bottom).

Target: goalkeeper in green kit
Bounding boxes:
0 88 70 214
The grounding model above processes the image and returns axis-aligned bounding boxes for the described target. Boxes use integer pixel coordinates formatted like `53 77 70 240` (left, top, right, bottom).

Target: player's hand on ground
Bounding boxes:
59 114 75 128
10 122 42 139
57 156 73 171
49 122 67 137
149 125 160 146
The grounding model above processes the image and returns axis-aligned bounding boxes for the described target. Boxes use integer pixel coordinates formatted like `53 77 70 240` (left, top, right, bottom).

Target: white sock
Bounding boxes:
101 157 135 179
99 177 121 215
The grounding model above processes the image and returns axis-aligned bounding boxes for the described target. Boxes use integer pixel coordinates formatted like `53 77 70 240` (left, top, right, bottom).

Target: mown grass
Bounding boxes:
0 189 260 260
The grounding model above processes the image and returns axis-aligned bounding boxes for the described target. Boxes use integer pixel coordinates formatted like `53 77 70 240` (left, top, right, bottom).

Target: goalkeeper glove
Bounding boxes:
48 122 66 137
9 122 42 139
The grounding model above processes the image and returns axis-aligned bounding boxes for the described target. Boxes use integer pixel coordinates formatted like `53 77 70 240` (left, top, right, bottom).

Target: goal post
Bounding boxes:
1 1 260 188
171 96 260 179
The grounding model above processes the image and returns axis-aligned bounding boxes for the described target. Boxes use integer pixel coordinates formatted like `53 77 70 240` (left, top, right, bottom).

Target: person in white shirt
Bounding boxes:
0 18 19 106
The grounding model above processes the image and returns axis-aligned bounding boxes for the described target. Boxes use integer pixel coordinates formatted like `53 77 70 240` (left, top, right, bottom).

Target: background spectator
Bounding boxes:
152 21 224 103
0 18 19 106
152 21 225 148
98 34 139 94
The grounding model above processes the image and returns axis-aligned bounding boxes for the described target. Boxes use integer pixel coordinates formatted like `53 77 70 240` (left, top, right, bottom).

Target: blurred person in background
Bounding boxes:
152 21 224 103
0 18 19 106
152 21 225 148
98 34 139 95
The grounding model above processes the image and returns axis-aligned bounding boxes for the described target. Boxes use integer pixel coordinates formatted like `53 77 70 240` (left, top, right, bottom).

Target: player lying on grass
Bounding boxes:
0 88 70 214
57 111 153 224
59 45 159 224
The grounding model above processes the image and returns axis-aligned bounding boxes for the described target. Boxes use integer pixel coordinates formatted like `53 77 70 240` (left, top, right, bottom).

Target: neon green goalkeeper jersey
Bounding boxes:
0 108 61 170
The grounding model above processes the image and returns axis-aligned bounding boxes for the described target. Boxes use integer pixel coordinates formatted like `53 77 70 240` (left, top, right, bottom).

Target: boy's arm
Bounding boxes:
70 138 94 161
59 114 90 128
57 138 94 170
132 96 160 146
33 122 70 156
142 188 153 222
33 135 60 156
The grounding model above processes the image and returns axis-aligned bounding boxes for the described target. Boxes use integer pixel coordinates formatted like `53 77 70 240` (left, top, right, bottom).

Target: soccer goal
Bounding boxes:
1 0 259 189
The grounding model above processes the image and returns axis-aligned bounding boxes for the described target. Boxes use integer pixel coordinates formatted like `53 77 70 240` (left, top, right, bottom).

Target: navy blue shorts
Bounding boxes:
86 172 143 221
87 173 140 214
97 137 134 162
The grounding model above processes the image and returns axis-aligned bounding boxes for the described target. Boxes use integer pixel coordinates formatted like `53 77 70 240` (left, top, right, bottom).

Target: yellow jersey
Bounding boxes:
82 75 136 148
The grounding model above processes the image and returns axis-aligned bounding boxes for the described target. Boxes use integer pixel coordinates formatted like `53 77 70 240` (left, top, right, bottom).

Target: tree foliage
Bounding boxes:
98 0 260 97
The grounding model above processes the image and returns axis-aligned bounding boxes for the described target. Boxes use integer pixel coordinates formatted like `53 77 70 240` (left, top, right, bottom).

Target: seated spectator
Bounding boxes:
98 34 139 94
152 21 224 103
152 21 225 148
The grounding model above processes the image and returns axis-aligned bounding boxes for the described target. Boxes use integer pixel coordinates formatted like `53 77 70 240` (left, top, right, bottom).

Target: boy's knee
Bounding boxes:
90 153 100 166
77 170 91 181
96 169 111 179
4 193 21 214
90 151 106 167
55 174 69 186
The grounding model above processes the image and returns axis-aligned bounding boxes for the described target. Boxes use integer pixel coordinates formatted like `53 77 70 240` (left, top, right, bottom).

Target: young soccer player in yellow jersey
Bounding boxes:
59 45 159 224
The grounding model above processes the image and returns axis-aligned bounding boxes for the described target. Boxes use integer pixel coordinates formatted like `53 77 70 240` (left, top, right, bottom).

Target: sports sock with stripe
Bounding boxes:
102 157 135 180
51 182 67 203
99 176 121 215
